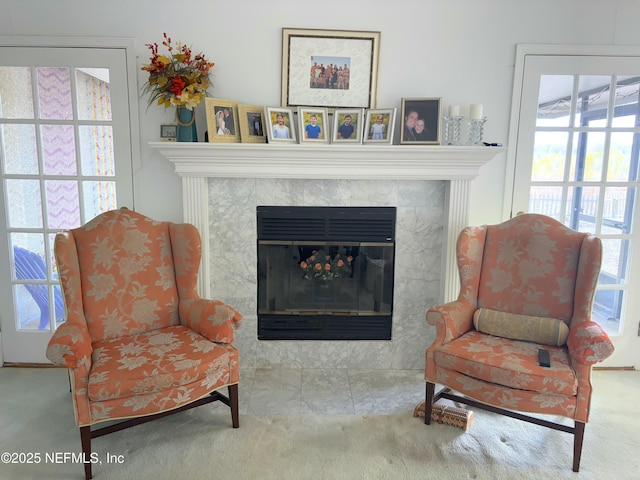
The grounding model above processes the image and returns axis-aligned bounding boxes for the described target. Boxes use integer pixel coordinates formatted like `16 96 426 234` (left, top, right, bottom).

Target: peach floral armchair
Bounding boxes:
46 209 242 480
424 213 614 472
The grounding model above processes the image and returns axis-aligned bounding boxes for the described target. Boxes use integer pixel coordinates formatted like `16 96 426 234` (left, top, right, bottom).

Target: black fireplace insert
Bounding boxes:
257 206 396 340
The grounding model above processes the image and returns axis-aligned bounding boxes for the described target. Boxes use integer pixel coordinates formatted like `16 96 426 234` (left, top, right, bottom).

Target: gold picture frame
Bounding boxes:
238 104 267 143
205 98 240 143
281 28 381 110
400 97 442 145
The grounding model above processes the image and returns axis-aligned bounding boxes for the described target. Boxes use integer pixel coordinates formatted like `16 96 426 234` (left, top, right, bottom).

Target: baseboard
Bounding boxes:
593 366 636 371
2 362 60 368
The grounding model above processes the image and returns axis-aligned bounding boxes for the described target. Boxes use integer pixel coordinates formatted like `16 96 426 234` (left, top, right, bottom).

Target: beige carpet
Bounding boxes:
1 367 638 480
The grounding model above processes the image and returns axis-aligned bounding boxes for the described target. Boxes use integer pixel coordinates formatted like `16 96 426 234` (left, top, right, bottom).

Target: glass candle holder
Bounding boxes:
466 117 487 146
443 115 464 146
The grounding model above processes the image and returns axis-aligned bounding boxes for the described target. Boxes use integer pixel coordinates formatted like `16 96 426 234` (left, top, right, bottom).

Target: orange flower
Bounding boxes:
169 76 186 96
314 264 322 271
324 263 331 271
300 261 308 269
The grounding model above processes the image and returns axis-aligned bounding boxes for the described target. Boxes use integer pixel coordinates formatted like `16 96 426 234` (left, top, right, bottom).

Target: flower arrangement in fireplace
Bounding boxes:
300 249 353 281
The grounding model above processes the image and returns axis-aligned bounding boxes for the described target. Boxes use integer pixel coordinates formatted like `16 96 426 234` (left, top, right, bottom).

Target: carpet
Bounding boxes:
1 368 638 479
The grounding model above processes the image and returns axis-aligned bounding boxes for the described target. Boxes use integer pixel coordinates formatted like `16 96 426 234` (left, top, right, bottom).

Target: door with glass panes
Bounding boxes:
0 43 135 363
510 49 640 367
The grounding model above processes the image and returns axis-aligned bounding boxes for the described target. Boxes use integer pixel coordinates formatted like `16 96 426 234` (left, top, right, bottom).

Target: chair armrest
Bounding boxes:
567 321 615 365
46 321 92 369
180 298 242 344
426 300 475 345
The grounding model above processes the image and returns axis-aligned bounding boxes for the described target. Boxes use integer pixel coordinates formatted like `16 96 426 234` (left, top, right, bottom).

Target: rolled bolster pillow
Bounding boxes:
473 308 570 346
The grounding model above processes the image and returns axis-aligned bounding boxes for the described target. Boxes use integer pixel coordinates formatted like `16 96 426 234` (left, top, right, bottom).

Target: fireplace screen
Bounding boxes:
257 206 395 340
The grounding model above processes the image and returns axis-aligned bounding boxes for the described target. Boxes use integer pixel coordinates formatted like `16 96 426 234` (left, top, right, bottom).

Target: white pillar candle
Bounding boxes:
448 105 460 117
469 104 484 120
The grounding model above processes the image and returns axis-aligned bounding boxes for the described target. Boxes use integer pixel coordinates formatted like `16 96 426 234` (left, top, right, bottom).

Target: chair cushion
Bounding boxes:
88 325 232 401
434 331 578 396
473 308 570 346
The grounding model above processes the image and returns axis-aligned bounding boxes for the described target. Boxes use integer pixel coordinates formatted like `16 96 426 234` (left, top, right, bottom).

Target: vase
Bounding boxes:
313 280 335 302
176 107 197 142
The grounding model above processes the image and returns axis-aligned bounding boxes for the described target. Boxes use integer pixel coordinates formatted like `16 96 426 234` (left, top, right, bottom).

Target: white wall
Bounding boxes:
1 0 639 226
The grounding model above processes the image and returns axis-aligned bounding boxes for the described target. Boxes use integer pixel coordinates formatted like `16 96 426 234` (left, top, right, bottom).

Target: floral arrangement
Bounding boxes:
300 249 353 281
141 33 215 110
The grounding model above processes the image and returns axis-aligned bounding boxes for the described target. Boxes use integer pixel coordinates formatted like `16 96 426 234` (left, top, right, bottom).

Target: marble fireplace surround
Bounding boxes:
152 143 503 369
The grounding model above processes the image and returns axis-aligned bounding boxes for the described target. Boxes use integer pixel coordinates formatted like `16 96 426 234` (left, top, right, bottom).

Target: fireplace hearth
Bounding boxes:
257 206 396 340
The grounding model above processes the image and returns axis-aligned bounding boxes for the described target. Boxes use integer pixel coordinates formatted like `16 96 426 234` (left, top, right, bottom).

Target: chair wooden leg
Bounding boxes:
80 426 92 480
424 382 435 425
573 421 585 472
229 384 239 428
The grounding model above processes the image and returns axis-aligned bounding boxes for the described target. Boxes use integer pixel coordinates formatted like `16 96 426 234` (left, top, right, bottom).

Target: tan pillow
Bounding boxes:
473 308 569 346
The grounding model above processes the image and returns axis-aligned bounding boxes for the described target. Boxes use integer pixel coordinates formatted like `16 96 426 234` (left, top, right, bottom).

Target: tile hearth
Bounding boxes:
226 367 425 416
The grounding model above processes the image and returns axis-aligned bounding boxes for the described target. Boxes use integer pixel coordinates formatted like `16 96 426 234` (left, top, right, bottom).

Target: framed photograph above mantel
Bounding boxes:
400 97 442 145
205 98 240 144
238 104 267 144
281 28 381 110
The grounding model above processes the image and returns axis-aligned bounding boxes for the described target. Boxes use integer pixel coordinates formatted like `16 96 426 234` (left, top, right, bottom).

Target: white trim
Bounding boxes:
151 143 503 181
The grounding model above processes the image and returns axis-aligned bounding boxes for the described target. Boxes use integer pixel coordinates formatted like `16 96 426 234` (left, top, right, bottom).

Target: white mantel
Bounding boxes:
151 142 505 302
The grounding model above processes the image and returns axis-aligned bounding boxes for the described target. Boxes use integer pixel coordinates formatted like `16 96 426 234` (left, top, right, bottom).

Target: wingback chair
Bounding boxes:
46 209 242 480
424 213 614 472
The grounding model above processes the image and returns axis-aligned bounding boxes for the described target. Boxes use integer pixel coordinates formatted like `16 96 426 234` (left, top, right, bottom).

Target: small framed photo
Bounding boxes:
400 97 442 145
238 104 267 143
205 98 240 143
265 106 297 143
332 108 363 143
363 108 396 144
298 107 329 144
160 124 177 142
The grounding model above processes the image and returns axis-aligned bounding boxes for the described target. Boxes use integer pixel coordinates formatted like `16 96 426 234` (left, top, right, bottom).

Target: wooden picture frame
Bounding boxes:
281 28 381 110
205 98 240 143
332 108 363 143
265 106 297 144
297 107 330 144
238 104 267 143
363 108 396 144
400 97 442 145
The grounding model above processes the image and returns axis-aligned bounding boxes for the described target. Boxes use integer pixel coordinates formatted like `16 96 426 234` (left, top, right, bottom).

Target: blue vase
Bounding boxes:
176 107 197 142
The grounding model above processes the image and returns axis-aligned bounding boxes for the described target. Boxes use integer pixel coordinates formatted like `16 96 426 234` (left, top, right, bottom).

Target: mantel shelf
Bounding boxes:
150 142 506 181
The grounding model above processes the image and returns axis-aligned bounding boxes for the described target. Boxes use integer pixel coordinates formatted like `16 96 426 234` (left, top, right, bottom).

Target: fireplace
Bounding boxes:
257 206 396 340
153 142 503 369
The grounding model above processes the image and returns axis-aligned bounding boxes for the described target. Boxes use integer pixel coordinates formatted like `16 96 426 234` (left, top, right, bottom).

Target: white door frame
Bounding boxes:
505 44 640 368
0 36 141 366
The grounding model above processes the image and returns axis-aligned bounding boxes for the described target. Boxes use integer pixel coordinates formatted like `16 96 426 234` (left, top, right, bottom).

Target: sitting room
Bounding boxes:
1 1 640 479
